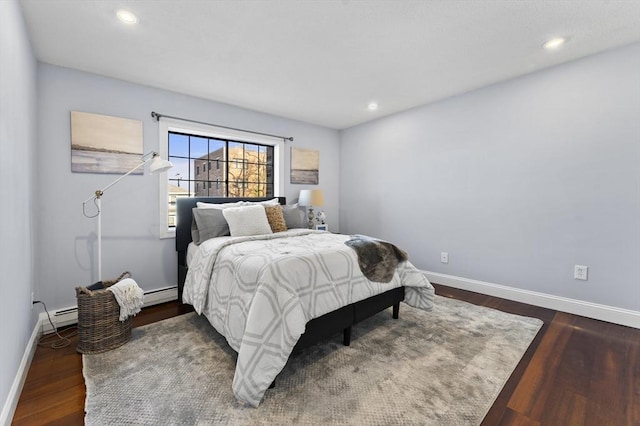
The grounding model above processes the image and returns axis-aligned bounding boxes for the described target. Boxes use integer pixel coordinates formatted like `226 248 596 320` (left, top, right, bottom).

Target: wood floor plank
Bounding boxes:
482 311 549 424
12 382 85 425
497 408 541 426
11 285 640 425
506 312 576 421
17 371 84 404
628 342 640 426
581 317 638 426
539 387 588 426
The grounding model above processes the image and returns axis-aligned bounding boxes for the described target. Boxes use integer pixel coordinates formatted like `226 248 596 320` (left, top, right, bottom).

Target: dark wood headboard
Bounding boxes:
175 196 286 300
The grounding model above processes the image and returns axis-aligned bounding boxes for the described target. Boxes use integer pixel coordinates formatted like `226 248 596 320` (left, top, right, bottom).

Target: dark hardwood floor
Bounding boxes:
12 284 639 425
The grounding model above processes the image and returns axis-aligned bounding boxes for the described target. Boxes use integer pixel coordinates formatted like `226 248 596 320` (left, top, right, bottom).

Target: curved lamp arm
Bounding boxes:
82 151 172 280
82 151 172 204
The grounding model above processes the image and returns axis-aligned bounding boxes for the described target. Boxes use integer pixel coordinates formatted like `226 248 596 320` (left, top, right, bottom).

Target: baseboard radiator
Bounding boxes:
40 286 179 333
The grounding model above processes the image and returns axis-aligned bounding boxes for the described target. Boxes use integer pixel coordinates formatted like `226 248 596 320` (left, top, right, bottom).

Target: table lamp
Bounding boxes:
298 189 324 229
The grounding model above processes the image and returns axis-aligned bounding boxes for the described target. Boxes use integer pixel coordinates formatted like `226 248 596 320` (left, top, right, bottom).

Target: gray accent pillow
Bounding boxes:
283 204 305 229
191 208 230 245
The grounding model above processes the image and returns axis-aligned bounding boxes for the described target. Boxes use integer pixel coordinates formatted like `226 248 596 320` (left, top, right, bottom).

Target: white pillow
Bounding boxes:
196 201 246 209
222 205 273 237
196 198 279 209
259 198 280 206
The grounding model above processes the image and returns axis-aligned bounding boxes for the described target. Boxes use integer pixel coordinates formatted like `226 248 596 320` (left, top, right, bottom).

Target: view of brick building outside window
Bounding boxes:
193 146 272 197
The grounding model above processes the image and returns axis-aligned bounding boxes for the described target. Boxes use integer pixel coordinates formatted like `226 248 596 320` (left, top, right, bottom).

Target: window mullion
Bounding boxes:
225 140 229 197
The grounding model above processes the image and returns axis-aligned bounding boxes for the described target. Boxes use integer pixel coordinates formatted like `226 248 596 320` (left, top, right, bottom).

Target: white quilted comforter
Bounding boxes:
182 229 434 407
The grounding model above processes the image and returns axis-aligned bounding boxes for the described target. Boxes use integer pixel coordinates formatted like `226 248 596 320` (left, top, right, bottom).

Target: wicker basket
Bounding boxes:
76 271 133 354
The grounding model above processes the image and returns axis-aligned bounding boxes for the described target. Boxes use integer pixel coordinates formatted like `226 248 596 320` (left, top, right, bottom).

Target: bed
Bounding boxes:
176 197 434 407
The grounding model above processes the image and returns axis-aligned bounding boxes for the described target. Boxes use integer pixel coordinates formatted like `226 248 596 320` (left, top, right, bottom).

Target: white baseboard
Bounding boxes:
40 285 178 333
0 317 41 426
424 270 640 329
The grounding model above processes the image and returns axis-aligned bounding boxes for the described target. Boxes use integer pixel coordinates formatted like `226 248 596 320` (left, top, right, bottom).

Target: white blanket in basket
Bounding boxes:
108 278 144 321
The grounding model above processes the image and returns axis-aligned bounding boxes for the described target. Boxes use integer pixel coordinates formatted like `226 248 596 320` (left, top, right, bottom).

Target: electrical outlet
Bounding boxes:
574 265 588 281
441 252 449 264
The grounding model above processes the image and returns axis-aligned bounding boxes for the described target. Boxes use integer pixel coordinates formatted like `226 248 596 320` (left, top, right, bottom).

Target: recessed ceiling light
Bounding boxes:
367 102 378 111
543 37 567 50
116 10 139 25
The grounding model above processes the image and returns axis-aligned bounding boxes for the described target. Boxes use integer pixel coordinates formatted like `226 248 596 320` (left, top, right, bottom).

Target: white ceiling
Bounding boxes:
19 0 640 130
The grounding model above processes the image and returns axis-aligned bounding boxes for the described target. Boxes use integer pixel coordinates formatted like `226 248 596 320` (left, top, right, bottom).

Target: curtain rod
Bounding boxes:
150 111 294 142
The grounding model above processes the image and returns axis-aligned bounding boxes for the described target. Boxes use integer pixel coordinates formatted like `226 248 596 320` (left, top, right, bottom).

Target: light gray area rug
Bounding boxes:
83 295 542 425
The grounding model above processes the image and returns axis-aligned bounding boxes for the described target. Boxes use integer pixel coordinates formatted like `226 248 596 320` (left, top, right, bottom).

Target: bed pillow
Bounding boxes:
196 201 246 209
259 198 281 206
283 203 305 229
222 205 273 237
264 205 288 233
191 208 230 245
196 198 280 209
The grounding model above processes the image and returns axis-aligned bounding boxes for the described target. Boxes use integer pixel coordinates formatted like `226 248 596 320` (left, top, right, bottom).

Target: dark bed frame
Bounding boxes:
175 197 405 353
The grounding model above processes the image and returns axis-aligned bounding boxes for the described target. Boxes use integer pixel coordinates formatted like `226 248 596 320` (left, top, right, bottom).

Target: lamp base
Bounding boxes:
307 207 315 229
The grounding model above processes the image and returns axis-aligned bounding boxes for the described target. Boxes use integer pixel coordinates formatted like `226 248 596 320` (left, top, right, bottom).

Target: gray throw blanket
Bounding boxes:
345 235 408 283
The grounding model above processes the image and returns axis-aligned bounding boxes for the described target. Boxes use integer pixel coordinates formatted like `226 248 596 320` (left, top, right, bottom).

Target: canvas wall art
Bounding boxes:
71 111 143 174
290 147 319 184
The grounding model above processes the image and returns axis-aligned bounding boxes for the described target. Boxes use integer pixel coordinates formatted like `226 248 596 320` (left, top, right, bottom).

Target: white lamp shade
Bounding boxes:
149 155 173 173
299 189 324 206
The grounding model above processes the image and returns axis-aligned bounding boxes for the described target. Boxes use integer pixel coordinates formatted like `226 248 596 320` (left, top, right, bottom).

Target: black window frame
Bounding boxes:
166 131 275 227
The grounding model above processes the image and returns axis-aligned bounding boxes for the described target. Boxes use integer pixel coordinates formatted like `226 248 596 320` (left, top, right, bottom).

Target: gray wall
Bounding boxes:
340 43 640 311
0 0 38 418
37 63 340 310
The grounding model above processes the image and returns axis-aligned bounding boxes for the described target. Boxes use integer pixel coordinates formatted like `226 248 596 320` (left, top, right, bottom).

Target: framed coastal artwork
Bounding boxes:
290 147 319 184
71 111 143 174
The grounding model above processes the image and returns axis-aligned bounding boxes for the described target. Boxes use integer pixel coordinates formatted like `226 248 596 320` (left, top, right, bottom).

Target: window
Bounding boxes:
166 132 274 227
167 131 274 198
158 118 284 237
